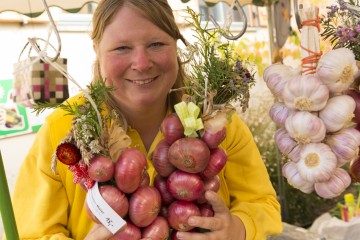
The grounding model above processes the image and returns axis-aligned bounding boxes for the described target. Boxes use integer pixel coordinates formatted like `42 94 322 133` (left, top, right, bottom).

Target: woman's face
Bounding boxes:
95 5 179 112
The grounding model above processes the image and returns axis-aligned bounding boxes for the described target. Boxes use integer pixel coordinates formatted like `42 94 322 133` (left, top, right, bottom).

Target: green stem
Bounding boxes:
0 151 19 240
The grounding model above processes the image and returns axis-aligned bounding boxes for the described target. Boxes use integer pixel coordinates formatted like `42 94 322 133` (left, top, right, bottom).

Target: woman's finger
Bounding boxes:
204 190 229 214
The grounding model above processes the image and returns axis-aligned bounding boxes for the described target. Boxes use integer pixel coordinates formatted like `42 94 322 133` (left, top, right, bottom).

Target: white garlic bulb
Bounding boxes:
263 63 301 100
269 102 295 127
326 127 360 166
314 168 351 199
297 143 337 183
316 48 358 93
282 161 314 193
285 111 326 144
282 75 329 111
319 95 356 132
275 128 298 156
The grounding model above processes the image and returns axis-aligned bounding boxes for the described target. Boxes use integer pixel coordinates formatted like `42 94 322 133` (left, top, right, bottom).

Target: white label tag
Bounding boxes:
86 182 127 234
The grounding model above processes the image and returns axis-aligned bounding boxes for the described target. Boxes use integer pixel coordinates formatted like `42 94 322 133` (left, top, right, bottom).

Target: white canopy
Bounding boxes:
0 0 99 17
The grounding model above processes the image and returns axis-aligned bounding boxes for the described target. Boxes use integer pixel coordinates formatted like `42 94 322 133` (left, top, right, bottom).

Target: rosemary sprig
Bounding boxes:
182 7 255 113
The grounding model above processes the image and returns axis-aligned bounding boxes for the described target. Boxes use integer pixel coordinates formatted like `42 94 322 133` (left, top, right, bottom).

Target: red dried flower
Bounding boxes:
56 142 82 165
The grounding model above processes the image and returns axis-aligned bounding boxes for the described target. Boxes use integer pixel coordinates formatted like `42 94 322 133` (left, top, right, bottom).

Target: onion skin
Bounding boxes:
196 176 220 204
199 202 214 217
154 175 175 206
98 185 129 218
152 139 176 177
160 113 185 145
201 127 226 149
115 148 148 193
346 89 360 123
167 200 201 231
168 138 210 173
109 220 141 240
85 201 100 223
88 155 115 182
167 170 204 202
350 156 360 182
199 147 227 180
141 216 170 240
129 186 161 227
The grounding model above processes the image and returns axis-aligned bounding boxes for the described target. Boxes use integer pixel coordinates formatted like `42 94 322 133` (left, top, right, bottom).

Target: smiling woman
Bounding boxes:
5 0 282 239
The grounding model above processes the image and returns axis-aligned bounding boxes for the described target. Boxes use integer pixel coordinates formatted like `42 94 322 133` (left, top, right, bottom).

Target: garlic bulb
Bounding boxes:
285 111 326 144
282 75 329 111
319 95 356 132
275 128 298 156
297 143 337 183
263 63 301 99
316 48 358 93
314 168 351 199
269 102 294 127
326 127 360 166
282 161 314 193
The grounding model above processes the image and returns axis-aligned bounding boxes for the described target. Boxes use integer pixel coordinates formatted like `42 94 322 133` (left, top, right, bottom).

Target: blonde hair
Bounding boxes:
91 0 187 119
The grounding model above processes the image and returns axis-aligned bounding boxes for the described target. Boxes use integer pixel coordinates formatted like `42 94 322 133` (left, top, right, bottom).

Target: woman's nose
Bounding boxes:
131 48 153 72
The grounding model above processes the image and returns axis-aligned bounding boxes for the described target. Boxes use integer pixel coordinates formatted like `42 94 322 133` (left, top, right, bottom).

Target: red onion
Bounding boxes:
141 216 170 240
154 175 175 206
84 201 100 223
198 202 214 217
88 155 115 182
109 220 141 240
167 200 201 231
201 112 228 148
168 138 210 173
85 185 129 222
152 139 176 177
345 89 360 123
201 127 226 149
350 156 360 182
196 176 220 204
160 113 185 145
115 148 148 193
159 205 168 218
199 147 227 180
98 185 129 218
167 170 204 202
129 186 161 227
140 170 150 187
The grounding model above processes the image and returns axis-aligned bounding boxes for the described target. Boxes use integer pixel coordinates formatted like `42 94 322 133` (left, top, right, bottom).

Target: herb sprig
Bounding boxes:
181 7 255 114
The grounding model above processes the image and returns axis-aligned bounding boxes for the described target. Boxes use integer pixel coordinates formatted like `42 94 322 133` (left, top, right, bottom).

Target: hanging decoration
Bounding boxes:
264 3 360 199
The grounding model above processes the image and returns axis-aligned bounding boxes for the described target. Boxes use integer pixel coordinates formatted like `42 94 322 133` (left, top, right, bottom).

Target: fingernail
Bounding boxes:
188 217 196 225
177 232 183 239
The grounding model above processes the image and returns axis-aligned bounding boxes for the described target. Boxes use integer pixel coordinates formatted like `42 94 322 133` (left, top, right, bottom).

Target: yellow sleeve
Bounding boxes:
9 120 73 239
223 114 283 239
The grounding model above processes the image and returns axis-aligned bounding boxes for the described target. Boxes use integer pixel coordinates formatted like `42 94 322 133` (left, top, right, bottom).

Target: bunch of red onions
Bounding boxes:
152 112 228 235
85 148 169 240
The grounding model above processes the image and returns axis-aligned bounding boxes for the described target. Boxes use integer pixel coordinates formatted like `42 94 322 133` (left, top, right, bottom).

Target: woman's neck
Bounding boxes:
124 104 167 151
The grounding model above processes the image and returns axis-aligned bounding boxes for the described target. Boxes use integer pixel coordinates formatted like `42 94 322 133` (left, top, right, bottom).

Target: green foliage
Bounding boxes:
321 0 360 60
182 7 255 113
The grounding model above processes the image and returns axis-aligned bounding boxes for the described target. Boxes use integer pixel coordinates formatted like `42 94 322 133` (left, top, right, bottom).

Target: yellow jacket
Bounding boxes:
8 96 282 240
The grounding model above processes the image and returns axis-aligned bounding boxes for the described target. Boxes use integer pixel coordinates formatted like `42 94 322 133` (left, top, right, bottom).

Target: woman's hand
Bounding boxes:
84 223 153 240
175 191 246 240
84 224 113 240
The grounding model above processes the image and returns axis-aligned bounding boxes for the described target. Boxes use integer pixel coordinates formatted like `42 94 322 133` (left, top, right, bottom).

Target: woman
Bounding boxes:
9 0 282 239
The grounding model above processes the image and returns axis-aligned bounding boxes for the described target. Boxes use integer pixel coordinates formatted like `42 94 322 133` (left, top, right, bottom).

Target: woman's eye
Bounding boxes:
116 46 130 51
150 42 164 48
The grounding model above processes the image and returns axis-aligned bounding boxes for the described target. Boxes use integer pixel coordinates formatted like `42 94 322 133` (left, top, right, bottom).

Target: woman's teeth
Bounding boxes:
133 78 154 85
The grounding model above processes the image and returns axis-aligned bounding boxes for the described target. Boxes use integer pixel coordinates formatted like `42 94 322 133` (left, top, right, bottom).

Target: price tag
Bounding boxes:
86 182 126 234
